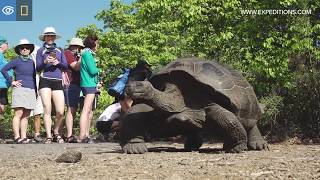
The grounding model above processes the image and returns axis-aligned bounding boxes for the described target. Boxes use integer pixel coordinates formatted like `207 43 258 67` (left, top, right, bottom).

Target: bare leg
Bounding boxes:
34 114 41 135
0 104 4 114
12 108 24 139
85 109 93 137
51 90 65 135
65 107 77 138
0 104 5 143
20 109 31 139
79 94 95 140
40 88 52 139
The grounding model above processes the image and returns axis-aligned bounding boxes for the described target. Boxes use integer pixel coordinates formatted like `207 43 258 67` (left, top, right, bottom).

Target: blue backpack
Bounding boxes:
107 68 130 97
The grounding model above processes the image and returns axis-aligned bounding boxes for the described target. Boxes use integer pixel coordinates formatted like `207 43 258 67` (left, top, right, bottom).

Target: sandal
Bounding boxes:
43 137 52 144
66 135 78 143
53 134 64 143
20 138 30 144
14 137 23 144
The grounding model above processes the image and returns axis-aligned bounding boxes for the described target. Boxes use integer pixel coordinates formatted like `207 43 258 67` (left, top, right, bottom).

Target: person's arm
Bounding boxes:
70 61 81 71
1 60 15 85
82 51 98 75
65 51 81 71
36 48 46 71
55 49 68 70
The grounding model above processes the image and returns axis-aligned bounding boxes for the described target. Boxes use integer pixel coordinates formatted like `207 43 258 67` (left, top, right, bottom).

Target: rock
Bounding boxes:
55 150 82 163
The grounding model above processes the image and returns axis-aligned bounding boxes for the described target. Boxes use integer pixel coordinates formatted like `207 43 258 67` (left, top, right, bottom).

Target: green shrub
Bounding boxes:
281 71 320 139
258 95 286 140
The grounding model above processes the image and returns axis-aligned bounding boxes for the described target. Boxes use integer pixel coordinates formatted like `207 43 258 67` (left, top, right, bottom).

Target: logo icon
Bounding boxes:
2 6 14 15
20 5 28 16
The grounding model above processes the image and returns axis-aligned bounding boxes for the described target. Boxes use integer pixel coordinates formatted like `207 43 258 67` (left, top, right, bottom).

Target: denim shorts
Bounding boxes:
64 84 81 108
81 87 97 96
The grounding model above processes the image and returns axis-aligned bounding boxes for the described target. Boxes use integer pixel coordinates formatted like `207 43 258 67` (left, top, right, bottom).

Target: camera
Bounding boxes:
50 51 56 58
74 52 81 59
45 47 56 58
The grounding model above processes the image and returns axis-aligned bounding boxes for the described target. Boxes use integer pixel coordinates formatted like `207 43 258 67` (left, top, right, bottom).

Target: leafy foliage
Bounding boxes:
280 71 320 138
77 0 319 96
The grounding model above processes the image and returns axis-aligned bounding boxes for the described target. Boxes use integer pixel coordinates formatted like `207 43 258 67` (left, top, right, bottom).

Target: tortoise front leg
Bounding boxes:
247 125 269 150
205 104 248 153
120 104 154 154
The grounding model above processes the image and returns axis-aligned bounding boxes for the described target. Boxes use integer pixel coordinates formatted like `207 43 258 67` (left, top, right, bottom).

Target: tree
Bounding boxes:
77 0 319 96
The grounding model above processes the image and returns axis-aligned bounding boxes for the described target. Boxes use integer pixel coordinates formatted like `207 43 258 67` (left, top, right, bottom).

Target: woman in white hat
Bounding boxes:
36 27 68 144
1 39 37 144
63 37 84 143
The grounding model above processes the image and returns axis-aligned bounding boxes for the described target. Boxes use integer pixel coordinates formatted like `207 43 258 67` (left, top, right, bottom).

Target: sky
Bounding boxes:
0 0 133 48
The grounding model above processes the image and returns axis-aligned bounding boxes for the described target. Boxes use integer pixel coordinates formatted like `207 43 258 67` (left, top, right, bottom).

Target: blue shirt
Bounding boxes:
36 47 68 80
1 56 36 89
0 52 12 88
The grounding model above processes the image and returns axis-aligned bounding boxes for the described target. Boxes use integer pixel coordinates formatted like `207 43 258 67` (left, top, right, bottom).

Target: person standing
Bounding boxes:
79 35 99 143
36 27 68 143
0 36 11 144
1 39 37 143
30 44 44 143
63 38 84 143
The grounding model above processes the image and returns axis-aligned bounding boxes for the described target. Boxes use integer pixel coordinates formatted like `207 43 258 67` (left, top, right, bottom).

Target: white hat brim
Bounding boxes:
14 44 35 55
69 43 85 47
39 34 61 41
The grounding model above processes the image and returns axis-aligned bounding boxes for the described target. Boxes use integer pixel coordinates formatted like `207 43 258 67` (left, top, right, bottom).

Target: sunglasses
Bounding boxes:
20 46 31 50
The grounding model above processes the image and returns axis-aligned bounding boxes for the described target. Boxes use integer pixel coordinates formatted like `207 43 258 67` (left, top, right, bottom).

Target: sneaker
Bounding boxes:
34 135 43 143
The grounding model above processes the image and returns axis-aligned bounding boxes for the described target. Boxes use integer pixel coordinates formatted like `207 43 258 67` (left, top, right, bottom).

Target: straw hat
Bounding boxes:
14 39 35 54
69 38 84 47
39 27 61 41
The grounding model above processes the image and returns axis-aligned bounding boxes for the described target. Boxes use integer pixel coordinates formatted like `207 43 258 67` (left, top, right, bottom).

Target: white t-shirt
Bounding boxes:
98 102 121 122
31 45 40 87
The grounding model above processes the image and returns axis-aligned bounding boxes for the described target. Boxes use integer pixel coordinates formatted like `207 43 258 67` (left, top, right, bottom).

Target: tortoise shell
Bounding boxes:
150 57 261 127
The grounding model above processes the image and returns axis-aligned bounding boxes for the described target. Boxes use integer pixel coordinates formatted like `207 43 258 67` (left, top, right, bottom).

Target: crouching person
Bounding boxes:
96 102 122 141
1 39 37 144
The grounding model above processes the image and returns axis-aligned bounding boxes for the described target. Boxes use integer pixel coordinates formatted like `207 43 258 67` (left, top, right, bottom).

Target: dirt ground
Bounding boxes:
0 141 319 179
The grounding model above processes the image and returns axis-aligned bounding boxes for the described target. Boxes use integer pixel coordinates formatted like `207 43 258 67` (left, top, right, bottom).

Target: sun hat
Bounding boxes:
0 36 8 46
39 27 61 41
69 37 84 47
14 39 35 55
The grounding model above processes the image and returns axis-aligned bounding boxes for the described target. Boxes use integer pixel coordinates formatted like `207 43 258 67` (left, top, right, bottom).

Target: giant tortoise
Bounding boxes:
121 57 268 154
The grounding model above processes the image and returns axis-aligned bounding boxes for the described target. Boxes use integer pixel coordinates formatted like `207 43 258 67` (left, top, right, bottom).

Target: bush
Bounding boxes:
280 71 320 139
258 95 286 141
